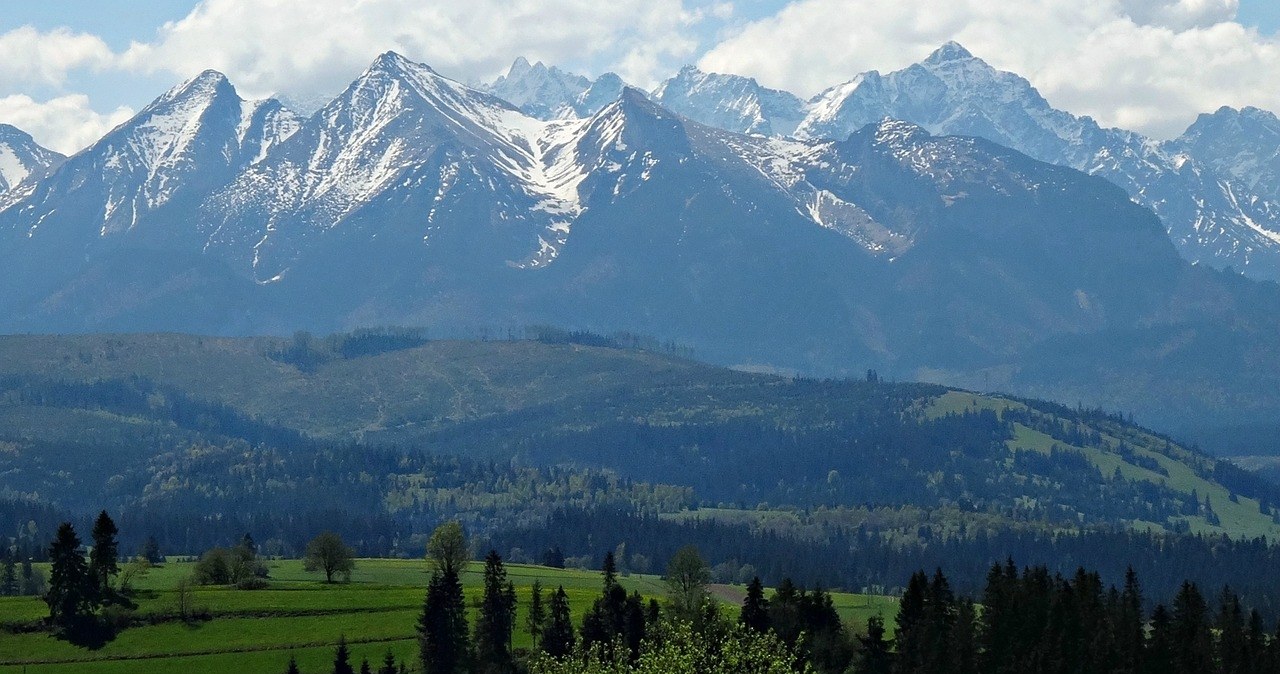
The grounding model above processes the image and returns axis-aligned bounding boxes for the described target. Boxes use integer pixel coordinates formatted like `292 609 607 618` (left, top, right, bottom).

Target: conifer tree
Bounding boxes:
526 579 546 647
541 586 575 658
87 510 119 602
1146 604 1176 674
360 657 372 674
474 550 516 672
739 576 770 633
419 565 469 674
892 570 928 674
378 650 398 674
1215 587 1247 674
333 635 355 674
46 522 94 631
1115 567 1145 673
855 614 892 674
285 654 300 674
1171 581 1213 674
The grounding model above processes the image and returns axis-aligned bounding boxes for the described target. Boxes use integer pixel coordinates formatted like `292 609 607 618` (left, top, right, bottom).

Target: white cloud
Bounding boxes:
699 0 1280 138
119 0 715 100
0 95 133 155
0 26 116 90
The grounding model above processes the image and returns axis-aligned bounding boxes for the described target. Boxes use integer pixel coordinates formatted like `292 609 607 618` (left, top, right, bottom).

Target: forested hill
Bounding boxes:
0 331 1276 549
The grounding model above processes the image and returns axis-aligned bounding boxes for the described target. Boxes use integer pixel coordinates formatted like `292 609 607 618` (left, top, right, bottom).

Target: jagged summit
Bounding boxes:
924 41 975 64
0 124 64 196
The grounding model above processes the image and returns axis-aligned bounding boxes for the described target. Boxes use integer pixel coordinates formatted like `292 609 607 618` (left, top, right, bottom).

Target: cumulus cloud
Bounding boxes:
0 26 115 89
119 0 716 100
0 95 133 155
699 0 1280 138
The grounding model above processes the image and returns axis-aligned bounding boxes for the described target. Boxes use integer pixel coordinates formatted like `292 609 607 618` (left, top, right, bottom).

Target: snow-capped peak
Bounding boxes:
653 65 805 136
0 124 63 196
924 41 975 64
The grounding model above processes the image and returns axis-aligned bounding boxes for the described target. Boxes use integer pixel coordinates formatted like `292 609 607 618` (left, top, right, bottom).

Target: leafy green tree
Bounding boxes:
474 550 517 672
0 553 16 597
527 579 547 647
304 531 356 583
194 547 232 585
427 521 468 576
142 535 163 565
46 522 95 631
87 510 119 602
530 619 804 674
541 586 575 658
333 635 355 674
739 576 770 633
664 546 710 626
419 564 470 674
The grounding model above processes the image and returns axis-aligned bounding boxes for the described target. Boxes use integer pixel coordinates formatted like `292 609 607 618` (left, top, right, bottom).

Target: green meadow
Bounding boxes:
0 558 895 673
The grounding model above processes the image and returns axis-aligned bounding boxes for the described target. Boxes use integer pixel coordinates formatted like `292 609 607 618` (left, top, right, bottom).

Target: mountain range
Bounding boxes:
1 47 1279 435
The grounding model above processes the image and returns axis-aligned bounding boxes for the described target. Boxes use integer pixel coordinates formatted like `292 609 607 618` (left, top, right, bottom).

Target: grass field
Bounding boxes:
0 558 896 673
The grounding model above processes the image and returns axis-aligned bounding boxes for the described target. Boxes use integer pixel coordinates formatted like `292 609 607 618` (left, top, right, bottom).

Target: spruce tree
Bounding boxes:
1146 604 1176 674
378 650 398 674
526 579 546 647
1171 581 1213 674
892 570 928 674
46 522 94 631
1215 587 1247 674
541 586 575 658
474 550 516 672
739 576 770 633
87 510 120 602
1115 567 1145 673
855 614 892 674
333 635 355 674
285 654 300 674
419 566 469 674
359 657 372 674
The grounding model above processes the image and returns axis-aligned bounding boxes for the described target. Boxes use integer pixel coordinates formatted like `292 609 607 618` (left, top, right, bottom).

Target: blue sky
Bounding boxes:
4 1 1280 152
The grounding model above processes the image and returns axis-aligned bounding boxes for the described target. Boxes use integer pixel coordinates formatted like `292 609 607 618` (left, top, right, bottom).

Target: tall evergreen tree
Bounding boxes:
1115 567 1145 674
1171 582 1213 674
526 579 546 647
87 510 119 602
1145 605 1176 674
419 566 469 674
378 650 398 674
949 598 979 674
541 586 575 658
1215 587 1248 674
360 657 372 674
46 522 94 631
333 635 355 674
581 551 630 659
474 550 517 672
892 570 928 674
285 654 300 674
854 614 892 674
739 576 770 633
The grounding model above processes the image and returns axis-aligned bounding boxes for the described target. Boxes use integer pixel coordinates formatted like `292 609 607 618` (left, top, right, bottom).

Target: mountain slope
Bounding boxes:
0 333 1275 542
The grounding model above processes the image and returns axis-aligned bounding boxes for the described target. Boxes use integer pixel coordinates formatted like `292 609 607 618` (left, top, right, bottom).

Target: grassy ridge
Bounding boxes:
0 559 894 673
